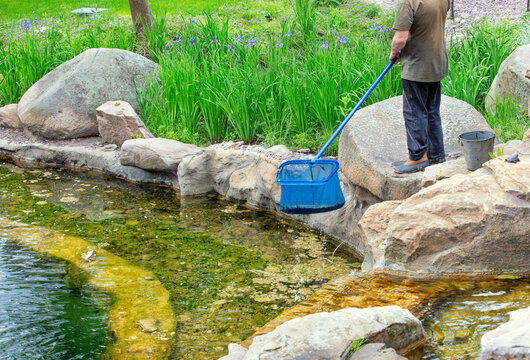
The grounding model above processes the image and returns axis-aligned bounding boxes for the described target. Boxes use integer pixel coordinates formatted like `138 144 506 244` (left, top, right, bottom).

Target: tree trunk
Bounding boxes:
128 0 152 41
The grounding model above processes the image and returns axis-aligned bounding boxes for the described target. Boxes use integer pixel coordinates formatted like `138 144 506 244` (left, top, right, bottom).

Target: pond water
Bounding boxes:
0 164 359 359
0 164 528 360
416 278 530 360
0 238 110 359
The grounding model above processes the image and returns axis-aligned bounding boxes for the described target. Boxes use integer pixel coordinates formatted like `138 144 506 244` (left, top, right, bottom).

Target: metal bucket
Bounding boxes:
459 131 495 171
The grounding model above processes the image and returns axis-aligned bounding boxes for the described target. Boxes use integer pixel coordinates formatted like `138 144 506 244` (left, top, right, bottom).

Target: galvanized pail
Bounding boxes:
459 131 495 171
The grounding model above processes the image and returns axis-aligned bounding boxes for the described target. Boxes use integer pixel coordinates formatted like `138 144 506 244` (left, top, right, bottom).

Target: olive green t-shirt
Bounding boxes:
393 0 450 82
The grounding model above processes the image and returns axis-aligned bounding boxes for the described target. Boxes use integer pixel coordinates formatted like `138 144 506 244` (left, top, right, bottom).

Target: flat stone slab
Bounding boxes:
0 129 174 186
120 138 201 172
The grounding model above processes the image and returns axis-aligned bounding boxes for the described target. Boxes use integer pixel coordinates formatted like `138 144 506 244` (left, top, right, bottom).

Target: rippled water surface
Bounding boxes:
0 238 109 359
417 279 530 360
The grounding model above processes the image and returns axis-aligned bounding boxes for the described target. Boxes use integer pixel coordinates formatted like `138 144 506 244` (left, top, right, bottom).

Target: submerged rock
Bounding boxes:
17 48 158 139
338 95 492 200
480 307 530 359
243 306 424 360
138 318 159 333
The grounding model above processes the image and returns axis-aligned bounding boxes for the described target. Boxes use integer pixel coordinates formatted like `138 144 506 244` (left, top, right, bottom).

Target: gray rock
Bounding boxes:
70 7 108 15
219 343 248 360
360 151 530 273
349 343 406 360
486 45 530 113
243 306 424 360
0 104 20 129
480 307 530 360
17 48 158 140
0 131 175 186
96 100 153 147
120 138 201 173
338 95 491 201
266 144 291 158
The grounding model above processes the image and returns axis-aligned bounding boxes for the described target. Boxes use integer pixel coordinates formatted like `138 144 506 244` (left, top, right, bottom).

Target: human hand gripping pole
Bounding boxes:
276 58 397 214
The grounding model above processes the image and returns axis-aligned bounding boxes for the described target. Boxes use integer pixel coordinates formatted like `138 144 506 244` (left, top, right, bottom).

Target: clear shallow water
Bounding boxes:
1 164 528 360
0 165 359 359
0 237 110 359
416 279 530 360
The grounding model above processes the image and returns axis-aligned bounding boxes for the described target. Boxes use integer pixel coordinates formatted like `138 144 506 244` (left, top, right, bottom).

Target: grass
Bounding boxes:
0 0 237 22
0 3 529 153
346 339 365 357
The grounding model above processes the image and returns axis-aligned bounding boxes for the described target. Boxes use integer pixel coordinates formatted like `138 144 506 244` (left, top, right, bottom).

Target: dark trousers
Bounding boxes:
402 79 445 162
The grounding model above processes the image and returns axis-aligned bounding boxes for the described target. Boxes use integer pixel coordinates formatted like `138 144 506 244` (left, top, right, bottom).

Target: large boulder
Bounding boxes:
0 104 20 129
96 100 154 147
360 136 530 273
120 138 201 172
243 306 424 360
480 307 530 359
338 95 492 201
17 48 158 140
486 44 530 113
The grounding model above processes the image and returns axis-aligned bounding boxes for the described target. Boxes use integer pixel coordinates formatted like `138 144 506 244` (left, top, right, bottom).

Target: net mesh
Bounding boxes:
277 161 337 184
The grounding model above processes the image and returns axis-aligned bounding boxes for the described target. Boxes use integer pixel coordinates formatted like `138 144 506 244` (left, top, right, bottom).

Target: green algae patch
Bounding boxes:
0 218 176 360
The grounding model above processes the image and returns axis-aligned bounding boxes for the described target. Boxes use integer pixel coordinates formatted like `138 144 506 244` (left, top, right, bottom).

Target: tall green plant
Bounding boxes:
292 0 317 41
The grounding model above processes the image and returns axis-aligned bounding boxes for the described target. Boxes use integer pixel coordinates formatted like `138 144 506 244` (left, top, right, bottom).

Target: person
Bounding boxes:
390 0 451 174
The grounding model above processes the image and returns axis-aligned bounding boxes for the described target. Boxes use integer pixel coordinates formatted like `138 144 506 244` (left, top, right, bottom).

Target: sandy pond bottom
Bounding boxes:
0 164 528 359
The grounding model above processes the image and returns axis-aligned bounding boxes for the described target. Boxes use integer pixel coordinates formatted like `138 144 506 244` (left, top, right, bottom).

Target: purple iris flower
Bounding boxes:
234 34 241 43
227 44 234 52
260 51 266 55
18 18 31 31
276 40 283 48
335 35 347 44
211 36 217 44
175 36 182 44
190 37 195 46
246 37 257 46
284 29 292 38
370 24 384 32
332 30 338 34
319 41 329 49
91 13 97 20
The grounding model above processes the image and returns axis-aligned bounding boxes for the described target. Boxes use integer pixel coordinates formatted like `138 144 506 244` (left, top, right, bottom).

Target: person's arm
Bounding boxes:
389 30 409 62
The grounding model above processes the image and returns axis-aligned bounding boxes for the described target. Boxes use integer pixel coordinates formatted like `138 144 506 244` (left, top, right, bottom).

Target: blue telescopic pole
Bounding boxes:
313 58 397 161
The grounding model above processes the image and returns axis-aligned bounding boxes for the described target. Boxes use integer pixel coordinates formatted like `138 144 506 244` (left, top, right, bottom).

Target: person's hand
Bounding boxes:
389 51 401 63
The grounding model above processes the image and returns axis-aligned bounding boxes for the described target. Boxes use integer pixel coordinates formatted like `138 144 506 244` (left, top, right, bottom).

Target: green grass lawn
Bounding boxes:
0 0 240 22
